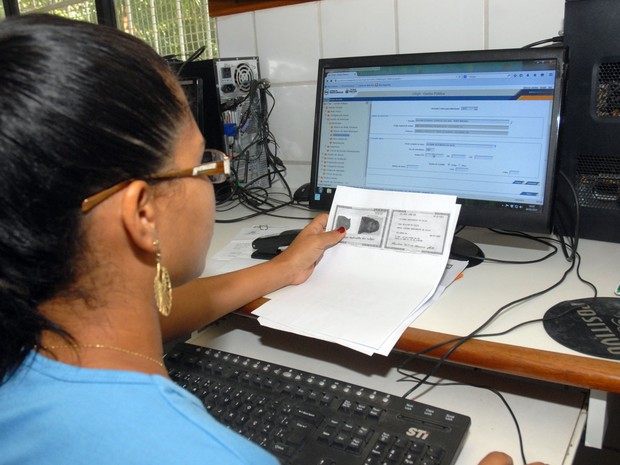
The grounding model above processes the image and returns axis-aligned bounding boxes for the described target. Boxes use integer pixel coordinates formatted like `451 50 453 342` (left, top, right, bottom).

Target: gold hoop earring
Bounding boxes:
153 240 172 317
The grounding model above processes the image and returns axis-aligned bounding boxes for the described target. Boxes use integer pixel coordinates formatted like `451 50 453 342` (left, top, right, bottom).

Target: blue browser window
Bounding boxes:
316 60 558 209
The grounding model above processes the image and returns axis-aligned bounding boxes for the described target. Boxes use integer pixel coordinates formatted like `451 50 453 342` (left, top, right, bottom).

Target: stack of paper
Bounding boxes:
253 186 462 355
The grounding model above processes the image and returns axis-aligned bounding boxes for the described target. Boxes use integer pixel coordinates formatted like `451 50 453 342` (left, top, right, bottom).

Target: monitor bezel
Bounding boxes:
308 47 566 233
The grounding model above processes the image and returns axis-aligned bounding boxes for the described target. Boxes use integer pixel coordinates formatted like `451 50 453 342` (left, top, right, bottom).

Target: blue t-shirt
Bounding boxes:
0 352 279 465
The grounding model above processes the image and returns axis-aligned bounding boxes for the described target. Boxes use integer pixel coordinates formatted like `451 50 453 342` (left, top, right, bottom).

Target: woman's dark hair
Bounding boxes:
0 14 188 381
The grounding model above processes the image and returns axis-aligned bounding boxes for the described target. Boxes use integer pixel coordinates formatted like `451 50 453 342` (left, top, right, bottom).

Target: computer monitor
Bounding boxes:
308 47 566 264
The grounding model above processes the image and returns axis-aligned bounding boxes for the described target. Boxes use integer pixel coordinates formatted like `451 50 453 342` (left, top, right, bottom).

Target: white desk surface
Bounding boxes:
189 315 586 465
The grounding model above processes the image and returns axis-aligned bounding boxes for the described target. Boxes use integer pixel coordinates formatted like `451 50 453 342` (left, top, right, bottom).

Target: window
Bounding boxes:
10 0 218 60
114 0 218 60
14 0 98 23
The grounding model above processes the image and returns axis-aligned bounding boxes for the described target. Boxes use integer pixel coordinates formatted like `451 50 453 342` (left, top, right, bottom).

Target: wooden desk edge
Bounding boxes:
236 298 620 393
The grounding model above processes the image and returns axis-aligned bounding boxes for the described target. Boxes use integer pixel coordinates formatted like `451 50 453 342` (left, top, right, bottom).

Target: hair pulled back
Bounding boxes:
0 14 188 381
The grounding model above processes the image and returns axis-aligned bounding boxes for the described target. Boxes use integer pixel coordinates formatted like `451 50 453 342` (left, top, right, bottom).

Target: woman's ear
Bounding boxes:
120 180 158 253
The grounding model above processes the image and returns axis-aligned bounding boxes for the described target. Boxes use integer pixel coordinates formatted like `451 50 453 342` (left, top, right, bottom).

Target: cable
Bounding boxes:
219 77 297 216
396 373 528 465
215 201 313 223
553 170 581 262
397 233 596 374
395 233 596 464
522 35 564 49
215 191 315 223
399 234 583 398
395 289 586 465
164 45 206 75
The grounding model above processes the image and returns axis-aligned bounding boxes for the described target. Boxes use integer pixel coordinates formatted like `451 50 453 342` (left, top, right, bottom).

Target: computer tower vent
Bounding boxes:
596 61 620 118
575 154 620 209
234 62 255 93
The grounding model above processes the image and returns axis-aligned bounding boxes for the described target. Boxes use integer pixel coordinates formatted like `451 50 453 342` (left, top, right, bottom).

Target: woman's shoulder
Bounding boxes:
0 352 278 465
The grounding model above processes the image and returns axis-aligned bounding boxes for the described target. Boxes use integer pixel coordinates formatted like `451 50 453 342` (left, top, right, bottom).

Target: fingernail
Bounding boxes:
338 226 346 233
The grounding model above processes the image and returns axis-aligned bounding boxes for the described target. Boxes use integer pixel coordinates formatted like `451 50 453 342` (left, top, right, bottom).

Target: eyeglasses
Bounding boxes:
81 149 230 213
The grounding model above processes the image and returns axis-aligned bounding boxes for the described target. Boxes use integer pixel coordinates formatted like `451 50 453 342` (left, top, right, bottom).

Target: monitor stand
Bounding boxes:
449 236 485 268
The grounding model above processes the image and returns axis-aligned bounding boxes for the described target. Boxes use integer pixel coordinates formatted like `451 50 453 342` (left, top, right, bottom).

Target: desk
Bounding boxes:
201 201 620 458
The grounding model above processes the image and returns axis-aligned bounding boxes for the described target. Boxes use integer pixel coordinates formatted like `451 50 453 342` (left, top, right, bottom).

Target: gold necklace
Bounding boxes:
42 344 165 369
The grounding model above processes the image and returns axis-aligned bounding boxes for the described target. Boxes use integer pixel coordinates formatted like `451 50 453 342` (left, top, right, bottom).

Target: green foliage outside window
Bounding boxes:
114 0 218 60
16 0 98 22
13 0 218 60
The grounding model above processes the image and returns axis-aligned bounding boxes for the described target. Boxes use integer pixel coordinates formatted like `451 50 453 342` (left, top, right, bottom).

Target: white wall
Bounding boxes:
216 0 565 188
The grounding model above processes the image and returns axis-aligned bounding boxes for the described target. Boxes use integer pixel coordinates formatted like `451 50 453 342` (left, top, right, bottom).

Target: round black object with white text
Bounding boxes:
543 297 620 360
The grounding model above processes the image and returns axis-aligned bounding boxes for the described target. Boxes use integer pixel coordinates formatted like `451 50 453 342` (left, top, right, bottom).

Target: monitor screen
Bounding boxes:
309 47 566 237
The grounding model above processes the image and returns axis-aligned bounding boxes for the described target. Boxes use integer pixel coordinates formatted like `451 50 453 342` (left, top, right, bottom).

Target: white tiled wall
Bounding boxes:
216 0 566 188
397 0 486 53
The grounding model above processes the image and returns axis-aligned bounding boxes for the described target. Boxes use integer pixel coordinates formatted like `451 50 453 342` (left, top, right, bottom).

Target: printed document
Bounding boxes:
253 186 461 355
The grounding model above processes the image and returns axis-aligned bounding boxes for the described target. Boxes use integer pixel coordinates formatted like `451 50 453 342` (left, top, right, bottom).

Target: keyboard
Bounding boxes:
166 342 471 465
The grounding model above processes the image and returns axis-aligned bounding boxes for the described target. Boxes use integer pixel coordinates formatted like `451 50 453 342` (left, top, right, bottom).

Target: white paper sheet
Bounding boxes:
254 186 461 355
257 258 467 355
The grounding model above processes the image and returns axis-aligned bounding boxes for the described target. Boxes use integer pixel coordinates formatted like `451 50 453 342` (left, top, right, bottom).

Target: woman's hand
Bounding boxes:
164 214 344 341
271 213 345 285
478 452 546 465
478 452 514 465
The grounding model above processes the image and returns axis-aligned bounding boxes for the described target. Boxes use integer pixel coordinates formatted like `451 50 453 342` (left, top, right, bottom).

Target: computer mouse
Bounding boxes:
293 183 311 202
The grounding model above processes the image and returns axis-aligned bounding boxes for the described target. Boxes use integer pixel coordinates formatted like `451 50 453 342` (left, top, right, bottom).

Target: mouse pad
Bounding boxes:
543 297 620 360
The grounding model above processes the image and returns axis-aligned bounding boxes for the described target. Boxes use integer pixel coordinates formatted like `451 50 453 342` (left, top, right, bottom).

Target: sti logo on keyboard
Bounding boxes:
406 427 430 440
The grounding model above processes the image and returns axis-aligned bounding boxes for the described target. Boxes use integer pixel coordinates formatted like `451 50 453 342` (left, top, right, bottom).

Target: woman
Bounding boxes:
0 14 343 464
0 14 542 465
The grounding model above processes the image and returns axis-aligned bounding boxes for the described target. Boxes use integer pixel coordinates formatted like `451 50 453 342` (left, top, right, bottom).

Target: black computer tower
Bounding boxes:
175 57 271 189
556 0 620 242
